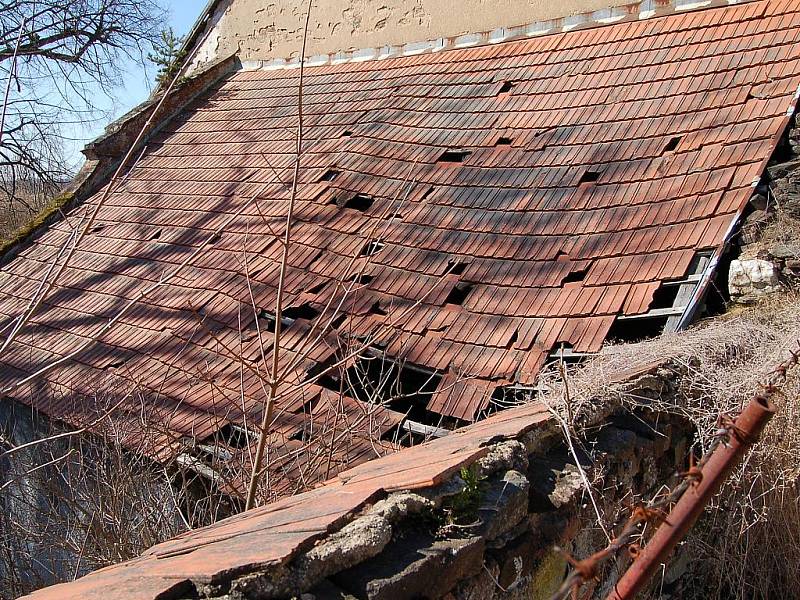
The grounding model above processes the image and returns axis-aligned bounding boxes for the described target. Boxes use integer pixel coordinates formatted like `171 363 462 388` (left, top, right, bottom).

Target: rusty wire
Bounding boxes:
548 340 800 600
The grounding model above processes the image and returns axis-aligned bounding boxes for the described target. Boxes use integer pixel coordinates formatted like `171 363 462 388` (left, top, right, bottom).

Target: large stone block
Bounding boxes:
331 531 485 600
729 259 781 303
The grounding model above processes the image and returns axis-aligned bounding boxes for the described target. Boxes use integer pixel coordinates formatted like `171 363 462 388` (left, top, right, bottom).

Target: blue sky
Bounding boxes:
65 0 205 166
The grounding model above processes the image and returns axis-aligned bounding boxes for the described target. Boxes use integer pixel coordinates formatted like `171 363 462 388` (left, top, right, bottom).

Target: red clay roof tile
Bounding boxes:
0 0 798 498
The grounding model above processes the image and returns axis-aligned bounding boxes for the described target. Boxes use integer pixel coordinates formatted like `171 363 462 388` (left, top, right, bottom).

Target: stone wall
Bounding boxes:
177 369 693 600
729 116 800 304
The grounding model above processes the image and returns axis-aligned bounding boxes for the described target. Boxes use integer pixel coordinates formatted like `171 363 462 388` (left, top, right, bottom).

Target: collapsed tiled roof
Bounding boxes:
3 358 685 600
1 0 799 487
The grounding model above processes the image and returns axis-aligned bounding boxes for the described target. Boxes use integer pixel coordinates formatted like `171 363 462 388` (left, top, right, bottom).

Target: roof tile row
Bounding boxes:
1 0 798 492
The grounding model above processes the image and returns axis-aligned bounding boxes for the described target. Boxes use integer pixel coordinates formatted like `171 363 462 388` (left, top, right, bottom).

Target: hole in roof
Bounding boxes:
89 225 105 234
282 302 320 321
303 361 342 392
307 280 327 294
445 260 469 276
578 170 601 185
495 136 513 146
381 423 409 447
320 168 341 182
208 232 222 244
606 316 668 344
330 313 347 329
445 282 474 306
382 418 451 448
341 130 353 137
420 186 436 202
258 309 276 332
150 229 162 241
189 445 222 468
490 385 532 411
344 353 443 423
306 249 325 270
257 308 293 333
649 284 681 310
361 240 385 257
498 81 516 94
561 268 588 285
369 301 387 316
508 329 519 346
289 426 311 443
344 193 375 211
663 136 681 153
438 149 471 164
548 343 588 366
293 394 323 426
214 423 255 450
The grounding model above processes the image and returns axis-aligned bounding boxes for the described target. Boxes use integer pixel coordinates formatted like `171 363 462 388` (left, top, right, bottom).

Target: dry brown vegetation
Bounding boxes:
0 178 62 244
538 286 800 599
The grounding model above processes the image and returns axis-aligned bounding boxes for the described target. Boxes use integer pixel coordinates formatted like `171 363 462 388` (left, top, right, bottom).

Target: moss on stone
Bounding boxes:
527 551 567 600
0 191 74 256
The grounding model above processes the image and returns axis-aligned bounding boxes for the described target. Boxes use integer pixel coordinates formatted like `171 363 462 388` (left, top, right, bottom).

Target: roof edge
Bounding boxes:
0 53 240 268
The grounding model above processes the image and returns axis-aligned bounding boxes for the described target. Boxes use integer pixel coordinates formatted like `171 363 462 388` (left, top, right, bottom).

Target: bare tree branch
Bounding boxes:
244 0 314 511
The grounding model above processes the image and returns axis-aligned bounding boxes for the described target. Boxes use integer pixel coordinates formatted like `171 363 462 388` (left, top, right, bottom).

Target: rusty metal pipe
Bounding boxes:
606 395 776 600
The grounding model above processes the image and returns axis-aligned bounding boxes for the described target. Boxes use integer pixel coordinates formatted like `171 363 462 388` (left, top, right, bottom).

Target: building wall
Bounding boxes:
0 400 76 596
0 400 187 598
189 0 634 68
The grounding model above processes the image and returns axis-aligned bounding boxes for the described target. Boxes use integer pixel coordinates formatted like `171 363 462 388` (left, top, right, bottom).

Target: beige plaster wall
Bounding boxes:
190 0 633 67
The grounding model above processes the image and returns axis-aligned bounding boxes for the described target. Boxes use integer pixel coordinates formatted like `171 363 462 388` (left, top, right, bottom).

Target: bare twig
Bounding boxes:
244 0 314 511
0 25 211 356
0 17 27 148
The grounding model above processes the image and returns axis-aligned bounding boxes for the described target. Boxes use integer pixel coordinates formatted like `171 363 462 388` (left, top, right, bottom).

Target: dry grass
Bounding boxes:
746 205 800 260
538 289 800 599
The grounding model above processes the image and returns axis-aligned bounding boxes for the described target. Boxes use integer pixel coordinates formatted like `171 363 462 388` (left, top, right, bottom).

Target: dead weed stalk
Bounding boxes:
540 291 800 599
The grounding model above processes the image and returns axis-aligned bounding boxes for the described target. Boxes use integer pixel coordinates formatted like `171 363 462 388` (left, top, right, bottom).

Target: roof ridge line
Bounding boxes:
238 0 757 73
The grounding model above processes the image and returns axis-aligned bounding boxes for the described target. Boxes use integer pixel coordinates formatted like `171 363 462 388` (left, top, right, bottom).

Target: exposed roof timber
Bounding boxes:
665 254 712 332
402 420 450 438
661 274 703 286
175 453 222 483
618 306 687 320
548 348 597 360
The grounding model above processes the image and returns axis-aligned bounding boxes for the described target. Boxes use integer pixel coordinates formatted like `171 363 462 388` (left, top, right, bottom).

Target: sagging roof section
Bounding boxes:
14 358 666 600
0 0 799 483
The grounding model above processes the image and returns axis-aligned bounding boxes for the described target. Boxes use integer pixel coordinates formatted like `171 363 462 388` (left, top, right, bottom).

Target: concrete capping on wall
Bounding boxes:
17 358 697 600
150 363 696 599
78 53 239 190
235 0 753 74
0 53 240 268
